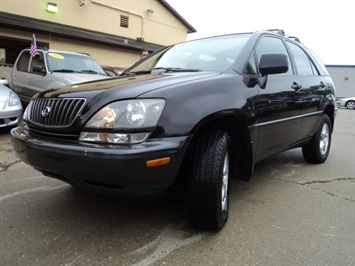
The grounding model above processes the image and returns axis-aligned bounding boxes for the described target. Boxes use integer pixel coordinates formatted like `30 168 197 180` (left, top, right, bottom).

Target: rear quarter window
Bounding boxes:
305 48 330 76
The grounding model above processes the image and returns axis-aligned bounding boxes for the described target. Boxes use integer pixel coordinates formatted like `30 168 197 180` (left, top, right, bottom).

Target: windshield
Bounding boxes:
46 52 107 75
129 34 251 73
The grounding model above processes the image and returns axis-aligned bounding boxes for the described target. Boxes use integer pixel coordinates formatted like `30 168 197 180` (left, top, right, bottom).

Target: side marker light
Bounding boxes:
146 157 171 167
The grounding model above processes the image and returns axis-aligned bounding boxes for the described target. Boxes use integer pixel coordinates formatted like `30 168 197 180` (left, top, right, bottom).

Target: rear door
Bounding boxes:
285 41 325 140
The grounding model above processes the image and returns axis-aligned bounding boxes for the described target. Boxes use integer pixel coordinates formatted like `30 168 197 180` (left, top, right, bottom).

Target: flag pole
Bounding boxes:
30 34 37 57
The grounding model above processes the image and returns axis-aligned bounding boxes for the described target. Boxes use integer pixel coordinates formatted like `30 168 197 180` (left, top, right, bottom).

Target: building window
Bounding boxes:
120 15 129 28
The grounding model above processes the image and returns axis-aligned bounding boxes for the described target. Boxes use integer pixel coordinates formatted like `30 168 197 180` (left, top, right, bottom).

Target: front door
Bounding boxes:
252 36 303 160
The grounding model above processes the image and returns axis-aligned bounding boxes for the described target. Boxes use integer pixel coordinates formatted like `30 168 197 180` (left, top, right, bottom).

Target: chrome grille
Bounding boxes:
28 98 86 127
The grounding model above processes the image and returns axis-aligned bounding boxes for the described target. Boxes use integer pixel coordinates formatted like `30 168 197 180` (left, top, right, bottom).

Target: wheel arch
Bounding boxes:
324 103 336 133
184 111 254 182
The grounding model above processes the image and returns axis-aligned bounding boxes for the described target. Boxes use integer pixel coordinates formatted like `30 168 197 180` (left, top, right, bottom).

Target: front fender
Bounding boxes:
146 74 258 138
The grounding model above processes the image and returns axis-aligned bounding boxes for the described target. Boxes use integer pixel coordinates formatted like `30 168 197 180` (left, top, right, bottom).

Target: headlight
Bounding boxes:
8 92 20 106
79 99 165 144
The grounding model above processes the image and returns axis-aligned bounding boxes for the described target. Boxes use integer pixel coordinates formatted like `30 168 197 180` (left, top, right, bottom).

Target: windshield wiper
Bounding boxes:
51 69 81 73
151 67 200 73
120 70 152 76
121 68 201 77
81 69 106 75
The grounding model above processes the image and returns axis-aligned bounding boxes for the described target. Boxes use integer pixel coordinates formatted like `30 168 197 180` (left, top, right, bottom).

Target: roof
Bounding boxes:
158 0 196 33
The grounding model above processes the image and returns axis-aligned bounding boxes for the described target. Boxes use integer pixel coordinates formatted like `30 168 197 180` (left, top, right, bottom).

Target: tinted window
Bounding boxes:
287 42 314 76
255 37 292 75
305 48 329 76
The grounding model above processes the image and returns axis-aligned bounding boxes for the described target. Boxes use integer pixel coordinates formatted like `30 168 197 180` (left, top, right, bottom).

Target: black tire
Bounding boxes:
345 100 355 110
187 129 231 231
302 115 332 164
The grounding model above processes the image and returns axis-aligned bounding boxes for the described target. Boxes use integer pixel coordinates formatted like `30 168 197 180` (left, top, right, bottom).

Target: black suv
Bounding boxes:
11 30 336 231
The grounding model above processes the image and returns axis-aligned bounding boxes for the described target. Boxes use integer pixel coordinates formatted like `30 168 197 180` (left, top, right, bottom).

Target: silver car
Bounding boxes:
0 80 22 127
337 97 355 110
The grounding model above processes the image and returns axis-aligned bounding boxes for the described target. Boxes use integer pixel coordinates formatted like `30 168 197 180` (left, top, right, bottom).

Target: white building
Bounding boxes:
326 65 355 98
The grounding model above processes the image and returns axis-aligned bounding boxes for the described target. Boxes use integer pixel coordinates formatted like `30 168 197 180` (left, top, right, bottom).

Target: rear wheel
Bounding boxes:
187 129 231 231
302 115 331 164
345 100 355 109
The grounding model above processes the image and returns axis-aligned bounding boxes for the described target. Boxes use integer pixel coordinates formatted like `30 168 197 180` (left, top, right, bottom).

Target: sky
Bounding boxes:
166 0 355 65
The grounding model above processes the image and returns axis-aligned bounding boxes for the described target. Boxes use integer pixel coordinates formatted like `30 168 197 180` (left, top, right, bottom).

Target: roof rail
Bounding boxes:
287 36 302 43
265 29 285 36
263 29 302 44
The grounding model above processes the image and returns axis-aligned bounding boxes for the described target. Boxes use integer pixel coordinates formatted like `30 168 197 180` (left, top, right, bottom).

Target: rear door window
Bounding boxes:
286 42 316 76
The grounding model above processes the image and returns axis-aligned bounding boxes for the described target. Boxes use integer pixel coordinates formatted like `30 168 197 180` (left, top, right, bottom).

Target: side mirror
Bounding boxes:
259 54 288 75
32 65 46 74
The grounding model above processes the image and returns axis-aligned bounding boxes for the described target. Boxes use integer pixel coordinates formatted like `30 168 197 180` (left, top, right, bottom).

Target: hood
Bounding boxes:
50 72 109 85
39 71 221 100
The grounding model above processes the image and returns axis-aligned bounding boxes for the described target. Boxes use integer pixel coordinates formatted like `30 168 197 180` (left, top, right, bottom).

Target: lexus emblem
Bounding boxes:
41 106 51 117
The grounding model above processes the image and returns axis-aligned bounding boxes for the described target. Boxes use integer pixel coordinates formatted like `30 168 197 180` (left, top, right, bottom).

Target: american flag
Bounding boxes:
30 34 37 57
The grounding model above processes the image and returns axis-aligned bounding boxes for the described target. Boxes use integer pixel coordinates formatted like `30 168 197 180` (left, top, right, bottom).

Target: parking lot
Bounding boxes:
1 108 354 266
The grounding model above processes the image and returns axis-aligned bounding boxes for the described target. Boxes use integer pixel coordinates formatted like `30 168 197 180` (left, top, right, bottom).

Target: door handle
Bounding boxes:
291 82 302 91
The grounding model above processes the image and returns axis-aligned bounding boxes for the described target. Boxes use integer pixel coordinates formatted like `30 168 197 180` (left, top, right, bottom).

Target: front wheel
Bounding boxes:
302 115 332 164
345 100 355 110
187 129 231 231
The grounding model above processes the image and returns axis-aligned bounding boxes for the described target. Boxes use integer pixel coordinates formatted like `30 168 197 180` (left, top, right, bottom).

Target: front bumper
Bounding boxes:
0 108 22 128
11 126 191 197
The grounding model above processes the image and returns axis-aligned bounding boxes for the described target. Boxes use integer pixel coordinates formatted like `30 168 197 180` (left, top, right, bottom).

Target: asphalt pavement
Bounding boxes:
0 108 354 266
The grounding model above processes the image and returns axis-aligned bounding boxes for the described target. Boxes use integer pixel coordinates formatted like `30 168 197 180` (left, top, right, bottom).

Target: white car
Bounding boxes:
337 97 355 110
0 80 23 127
